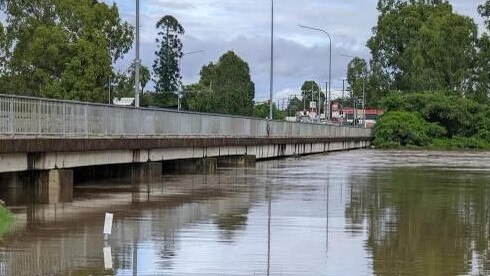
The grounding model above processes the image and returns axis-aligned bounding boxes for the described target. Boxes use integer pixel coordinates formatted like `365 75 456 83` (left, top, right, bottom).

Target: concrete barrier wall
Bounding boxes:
0 94 372 139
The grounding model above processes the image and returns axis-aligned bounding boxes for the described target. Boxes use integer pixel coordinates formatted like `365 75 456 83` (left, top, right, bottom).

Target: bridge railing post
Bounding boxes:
38 99 42 137
83 104 87 138
104 105 109 137
8 97 14 137
62 102 66 138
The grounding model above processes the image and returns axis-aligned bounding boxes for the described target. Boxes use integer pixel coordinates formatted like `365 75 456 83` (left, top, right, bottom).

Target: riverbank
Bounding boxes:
374 137 490 150
0 205 12 236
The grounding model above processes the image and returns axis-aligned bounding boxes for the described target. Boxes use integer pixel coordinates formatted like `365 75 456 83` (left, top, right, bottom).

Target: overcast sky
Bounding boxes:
104 0 485 101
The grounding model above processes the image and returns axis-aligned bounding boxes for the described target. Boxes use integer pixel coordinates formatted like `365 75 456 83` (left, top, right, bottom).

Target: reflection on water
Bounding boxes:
0 150 489 275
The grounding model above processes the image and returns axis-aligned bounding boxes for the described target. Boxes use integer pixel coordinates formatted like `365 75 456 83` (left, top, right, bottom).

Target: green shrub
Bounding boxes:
377 91 490 149
374 111 437 147
430 137 490 149
383 91 485 137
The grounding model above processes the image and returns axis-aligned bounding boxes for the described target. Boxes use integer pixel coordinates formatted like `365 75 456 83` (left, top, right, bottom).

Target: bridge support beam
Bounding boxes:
37 169 73 204
218 155 256 168
131 162 163 183
163 158 218 174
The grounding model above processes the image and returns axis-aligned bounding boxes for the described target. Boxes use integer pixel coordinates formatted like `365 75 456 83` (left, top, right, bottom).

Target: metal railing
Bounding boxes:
0 94 372 139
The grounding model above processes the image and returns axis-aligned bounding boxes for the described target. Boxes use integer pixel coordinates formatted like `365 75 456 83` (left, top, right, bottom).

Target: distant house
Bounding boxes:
113 98 135 106
340 108 384 128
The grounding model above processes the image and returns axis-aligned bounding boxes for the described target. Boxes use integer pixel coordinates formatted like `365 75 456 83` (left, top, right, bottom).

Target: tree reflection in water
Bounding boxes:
345 168 490 276
214 208 249 242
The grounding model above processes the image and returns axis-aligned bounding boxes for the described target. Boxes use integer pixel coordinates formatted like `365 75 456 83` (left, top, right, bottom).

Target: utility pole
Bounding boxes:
342 79 345 102
108 78 111 104
303 93 306 111
354 96 357 127
326 81 329 122
269 0 274 120
318 83 321 122
134 0 140 107
362 78 366 128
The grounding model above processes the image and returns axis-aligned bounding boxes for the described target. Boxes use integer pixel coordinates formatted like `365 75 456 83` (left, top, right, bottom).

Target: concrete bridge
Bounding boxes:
0 94 372 203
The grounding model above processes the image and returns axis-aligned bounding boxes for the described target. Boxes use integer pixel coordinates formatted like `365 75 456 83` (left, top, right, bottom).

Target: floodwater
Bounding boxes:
1 150 490 275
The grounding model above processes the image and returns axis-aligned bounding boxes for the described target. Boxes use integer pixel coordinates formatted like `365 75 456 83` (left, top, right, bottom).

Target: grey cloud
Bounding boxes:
108 0 484 100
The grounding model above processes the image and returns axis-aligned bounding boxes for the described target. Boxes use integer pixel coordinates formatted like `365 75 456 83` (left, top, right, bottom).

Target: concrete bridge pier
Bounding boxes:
37 169 73 204
217 155 256 168
0 172 33 204
0 170 73 204
131 162 163 183
163 158 218 174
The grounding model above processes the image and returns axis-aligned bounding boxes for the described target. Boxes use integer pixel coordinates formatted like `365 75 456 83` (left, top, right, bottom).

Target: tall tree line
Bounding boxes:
0 0 133 102
182 51 255 116
0 1 256 116
347 0 490 107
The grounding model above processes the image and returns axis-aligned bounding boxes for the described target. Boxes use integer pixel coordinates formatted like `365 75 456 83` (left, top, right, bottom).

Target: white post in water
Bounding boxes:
103 212 114 240
103 246 113 270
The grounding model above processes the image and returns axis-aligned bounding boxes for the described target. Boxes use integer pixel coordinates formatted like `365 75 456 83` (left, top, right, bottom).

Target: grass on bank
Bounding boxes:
0 206 13 237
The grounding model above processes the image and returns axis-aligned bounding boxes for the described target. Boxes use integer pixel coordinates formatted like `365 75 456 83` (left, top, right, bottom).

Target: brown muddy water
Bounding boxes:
0 150 490 276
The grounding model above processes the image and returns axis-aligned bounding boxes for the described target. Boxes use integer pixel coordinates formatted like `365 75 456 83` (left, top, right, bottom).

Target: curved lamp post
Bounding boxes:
178 50 205 111
298 25 332 122
134 0 141 107
269 0 275 120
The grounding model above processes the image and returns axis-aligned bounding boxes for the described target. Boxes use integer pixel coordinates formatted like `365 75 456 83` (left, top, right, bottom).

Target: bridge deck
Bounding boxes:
0 136 370 155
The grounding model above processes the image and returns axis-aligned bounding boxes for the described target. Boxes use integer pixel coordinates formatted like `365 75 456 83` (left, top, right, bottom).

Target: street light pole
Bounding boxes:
342 79 346 101
134 0 140 107
298 25 332 122
340 53 362 127
318 82 321 122
362 77 366 128
269 0 274 120
178 50 205 111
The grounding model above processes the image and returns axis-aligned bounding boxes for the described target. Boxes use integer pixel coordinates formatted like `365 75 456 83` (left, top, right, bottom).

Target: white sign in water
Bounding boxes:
103 212 114 236
103 246 113 270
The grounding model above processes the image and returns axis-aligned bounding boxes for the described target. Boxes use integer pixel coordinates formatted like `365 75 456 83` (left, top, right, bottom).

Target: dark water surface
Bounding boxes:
1 150 490 275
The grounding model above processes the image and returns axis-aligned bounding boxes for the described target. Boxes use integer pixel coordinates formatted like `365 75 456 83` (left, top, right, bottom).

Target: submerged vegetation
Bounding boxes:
374 92 490 149
0 205 12 236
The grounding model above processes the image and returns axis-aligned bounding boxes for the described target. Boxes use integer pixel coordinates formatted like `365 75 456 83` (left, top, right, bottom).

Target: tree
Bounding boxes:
287 96 303 116
0 0 133 102
347 58 368 100
199 62 217 89
300 81 325 110
374 111 444 147
129 63 151 92
112 64 150 99
212 51 255 116
180 64 216 112
366 61 391 107
368 1 478 93
254 103 286 120
181 83 211 112
472 34 490 104
153 15 184 102
472 1 490 103
185 51 255 116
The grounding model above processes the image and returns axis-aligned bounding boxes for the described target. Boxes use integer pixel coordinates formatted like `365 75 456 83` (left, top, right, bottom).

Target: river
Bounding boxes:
0 150 490 275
